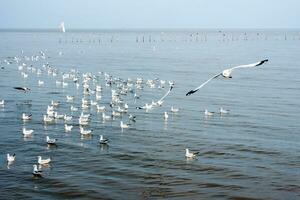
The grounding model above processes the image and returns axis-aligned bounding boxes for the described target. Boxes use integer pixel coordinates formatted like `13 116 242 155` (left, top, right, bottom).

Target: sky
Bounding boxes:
0 0 299 29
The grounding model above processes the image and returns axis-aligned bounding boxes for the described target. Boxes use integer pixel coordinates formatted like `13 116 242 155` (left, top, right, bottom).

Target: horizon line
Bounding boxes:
0 27 299 33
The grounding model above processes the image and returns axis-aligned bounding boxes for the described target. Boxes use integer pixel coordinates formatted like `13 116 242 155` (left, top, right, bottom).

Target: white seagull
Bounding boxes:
0 100 4 106
7 153 16 162
120 121 130 129
220 107 229 114
164 112 169 120
32 164 42 176
38 156 51 165
186 59 268 96
170 106 179 113
80 127 92 135
99 135 109 145
65 124 73 132
154 84 174 106
22 127 34 137
22 113 32 120
185 148 199 159
204 109 214 116
46 136 57 145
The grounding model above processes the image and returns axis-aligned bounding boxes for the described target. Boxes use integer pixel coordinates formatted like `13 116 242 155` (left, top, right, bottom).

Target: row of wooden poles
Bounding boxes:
58 33 300 43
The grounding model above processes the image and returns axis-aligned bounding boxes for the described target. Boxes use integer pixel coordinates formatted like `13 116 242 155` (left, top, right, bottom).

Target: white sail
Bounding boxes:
60 22 66 33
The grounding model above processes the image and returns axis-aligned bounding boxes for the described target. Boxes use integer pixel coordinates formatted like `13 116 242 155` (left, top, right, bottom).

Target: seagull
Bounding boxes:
170 106 179 113
70 105 78 112
22 113 32 120
186 59 268 96
66 95 74 101
120 121 130 129
185 148 199 159
164 112 169 120
32 164 42 177
0 100 4 106
102 112 112 120
220 107 229 114
51 100 60 107
46 136 57 145
99 135 109 145
96 105 106 112
13 87 30 92
80 127 92 135
38 156 51 165
154 84 174 106
22 127 33 137
204 109 214 116
38 80 44 86
7 153 16 162
64 124 73 132
63 114 72 121
129 114 136 122
136 103 152 110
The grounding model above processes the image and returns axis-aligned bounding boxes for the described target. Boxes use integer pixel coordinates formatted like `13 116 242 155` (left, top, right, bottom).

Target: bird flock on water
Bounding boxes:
0 50 268 177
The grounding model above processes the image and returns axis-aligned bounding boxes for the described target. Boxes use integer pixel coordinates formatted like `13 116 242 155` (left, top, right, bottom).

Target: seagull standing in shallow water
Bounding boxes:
186 59 268 96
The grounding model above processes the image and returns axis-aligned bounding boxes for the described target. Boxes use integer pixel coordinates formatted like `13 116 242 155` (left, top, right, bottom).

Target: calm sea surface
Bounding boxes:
0 29 299 199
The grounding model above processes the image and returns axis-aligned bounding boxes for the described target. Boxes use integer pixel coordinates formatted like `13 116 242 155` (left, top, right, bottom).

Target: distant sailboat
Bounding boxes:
60 22 66 33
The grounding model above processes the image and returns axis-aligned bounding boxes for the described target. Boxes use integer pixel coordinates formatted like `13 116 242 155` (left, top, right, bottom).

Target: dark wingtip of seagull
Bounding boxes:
257 59 269 66
186 90 196 96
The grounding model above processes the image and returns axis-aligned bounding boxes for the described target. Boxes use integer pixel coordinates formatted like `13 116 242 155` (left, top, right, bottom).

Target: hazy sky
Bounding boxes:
0 0 299 29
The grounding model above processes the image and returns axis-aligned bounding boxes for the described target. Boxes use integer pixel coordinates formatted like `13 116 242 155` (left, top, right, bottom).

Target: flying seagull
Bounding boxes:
13 87 30 92
186 59 268 96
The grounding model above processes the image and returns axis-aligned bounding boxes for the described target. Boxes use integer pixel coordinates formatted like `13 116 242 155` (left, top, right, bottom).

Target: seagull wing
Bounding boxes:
230 59 268 71
13 87 24 90
158 85 173 102
186 73 221 96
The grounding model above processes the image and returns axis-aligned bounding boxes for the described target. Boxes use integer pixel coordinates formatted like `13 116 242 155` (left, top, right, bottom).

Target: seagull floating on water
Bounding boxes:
80 127 92 135
22 113 32 120
38 156 51 165
170 106 179 113
186 59 268 96
99 135 109 145
46 136 57 145
32 164 42 177
22 127 33 137
185 148 199 159
204 109 214 116
120 121 130 129
220 107 229 114
65 124 73 132
7 153 16 162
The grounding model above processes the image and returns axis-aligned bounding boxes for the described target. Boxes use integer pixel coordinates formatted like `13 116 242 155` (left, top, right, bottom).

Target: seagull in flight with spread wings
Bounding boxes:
186 59 268 96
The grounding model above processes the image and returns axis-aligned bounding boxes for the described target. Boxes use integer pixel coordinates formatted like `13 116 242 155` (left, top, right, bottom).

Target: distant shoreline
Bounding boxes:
0 28 299 33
